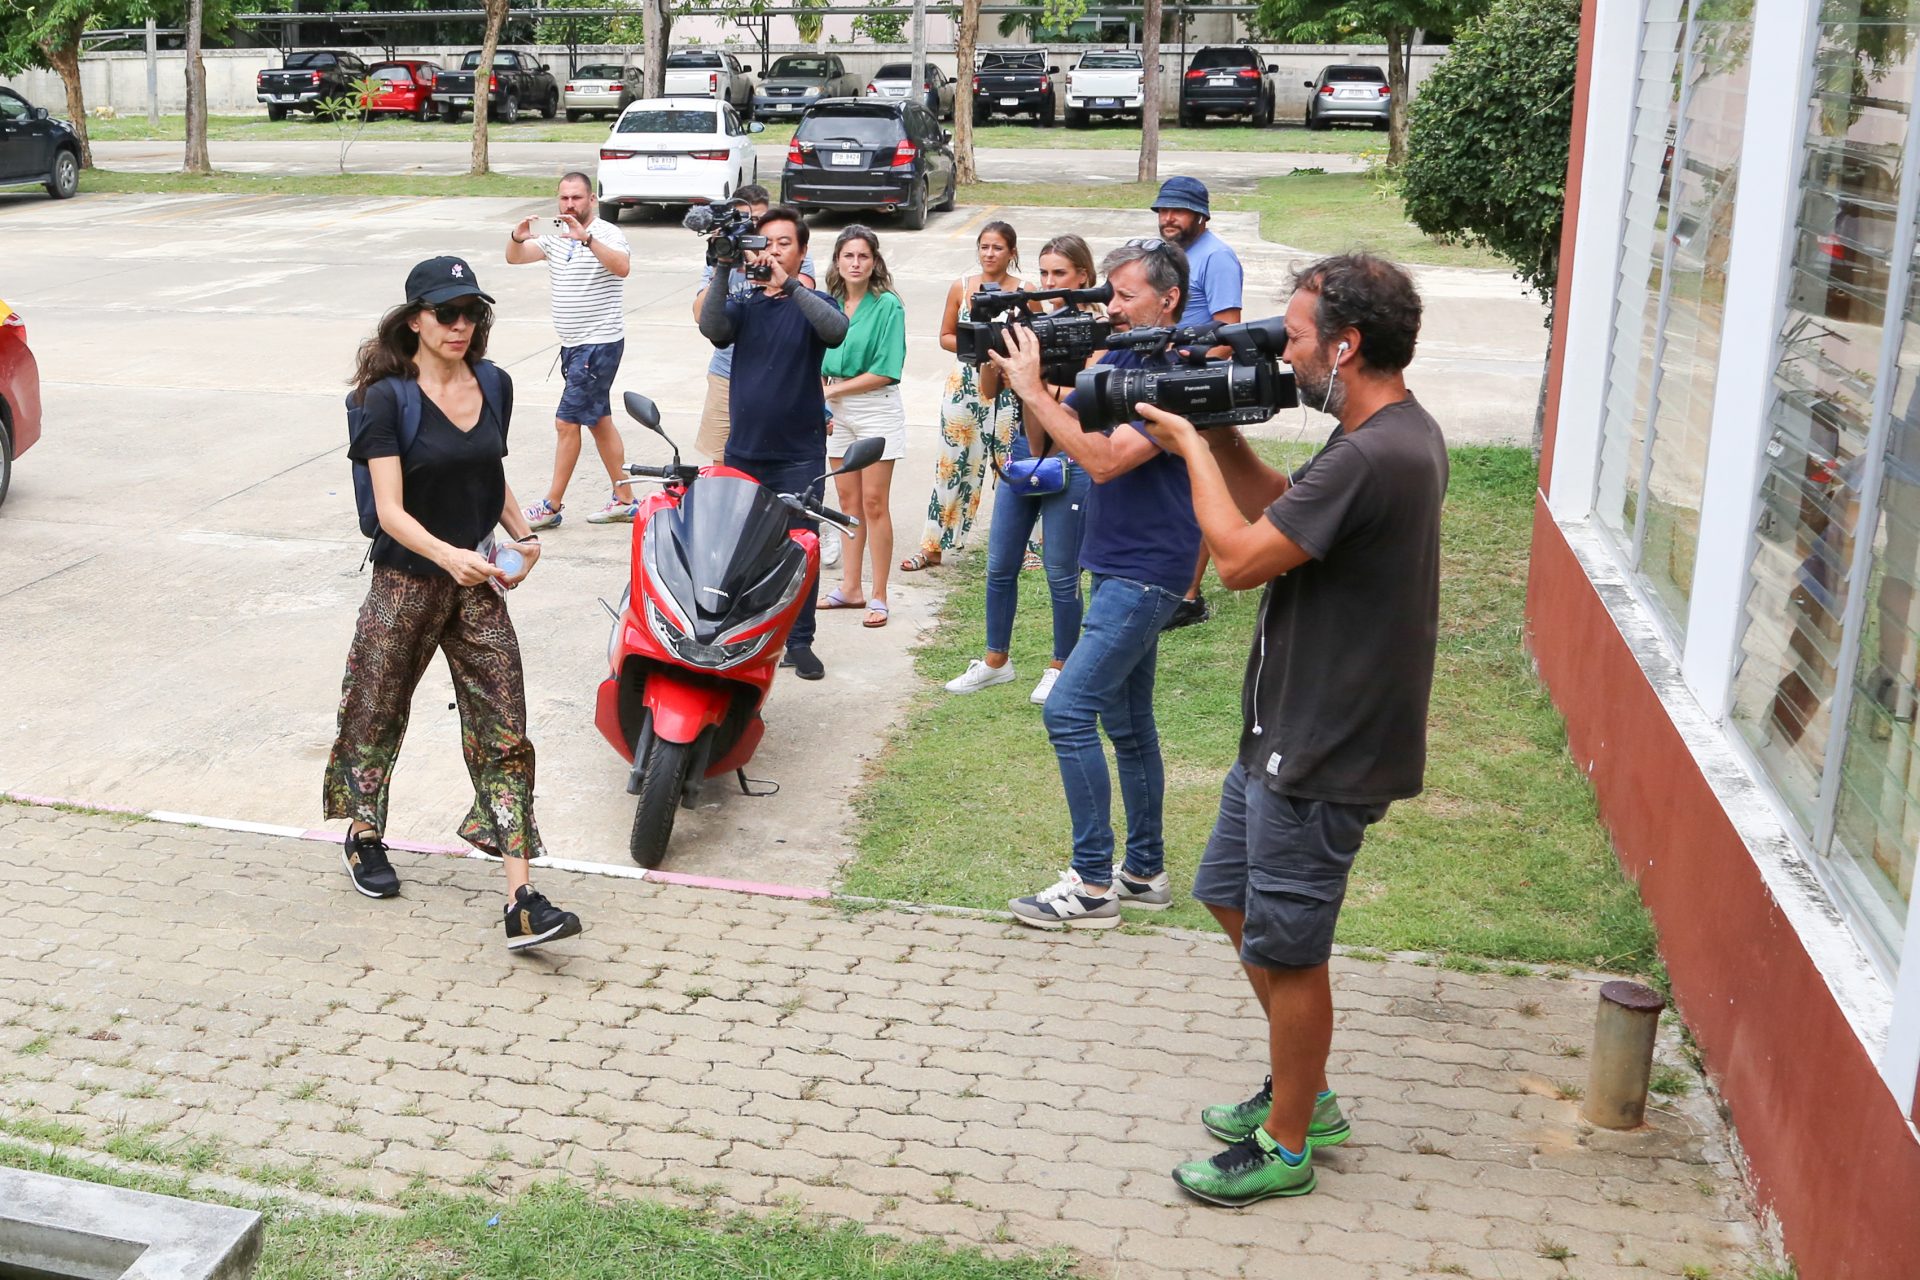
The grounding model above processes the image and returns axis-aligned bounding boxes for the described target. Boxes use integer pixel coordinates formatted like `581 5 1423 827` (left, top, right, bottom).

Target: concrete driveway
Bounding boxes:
0 189 1542 888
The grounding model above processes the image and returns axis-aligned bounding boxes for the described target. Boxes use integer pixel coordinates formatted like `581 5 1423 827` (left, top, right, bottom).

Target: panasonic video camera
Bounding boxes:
684 201 772 281
1072 316 1299 432
954 281 1115 387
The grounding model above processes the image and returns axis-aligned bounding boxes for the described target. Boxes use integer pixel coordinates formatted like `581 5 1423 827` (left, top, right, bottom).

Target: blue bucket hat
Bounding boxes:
1151 175 1211 218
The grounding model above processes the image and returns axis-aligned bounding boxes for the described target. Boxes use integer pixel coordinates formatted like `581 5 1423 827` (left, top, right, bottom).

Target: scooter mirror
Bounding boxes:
834 436 887 475
623 391 662 432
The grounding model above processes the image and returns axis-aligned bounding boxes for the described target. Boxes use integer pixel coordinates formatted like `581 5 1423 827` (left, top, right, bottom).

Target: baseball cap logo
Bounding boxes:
452 264 465 278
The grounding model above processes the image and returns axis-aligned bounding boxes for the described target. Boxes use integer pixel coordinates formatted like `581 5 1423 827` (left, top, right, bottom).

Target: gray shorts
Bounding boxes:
1192 762 1388 971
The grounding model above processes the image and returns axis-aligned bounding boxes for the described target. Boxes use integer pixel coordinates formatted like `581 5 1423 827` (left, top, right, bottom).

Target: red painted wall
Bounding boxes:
1526 509 1920 1278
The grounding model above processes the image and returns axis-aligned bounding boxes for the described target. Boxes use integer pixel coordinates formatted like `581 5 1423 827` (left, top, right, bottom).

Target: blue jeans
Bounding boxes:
1042 573 1183 883
985 461 1090 661
729 453 822 649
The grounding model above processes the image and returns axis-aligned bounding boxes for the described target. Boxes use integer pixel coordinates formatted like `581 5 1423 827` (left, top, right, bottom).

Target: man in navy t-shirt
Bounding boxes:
988 239 1200 930
697 205 848 679
1152 175 1246 630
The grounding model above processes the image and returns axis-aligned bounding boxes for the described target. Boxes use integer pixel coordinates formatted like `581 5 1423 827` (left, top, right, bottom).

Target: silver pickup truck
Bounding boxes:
1063 49 1150 127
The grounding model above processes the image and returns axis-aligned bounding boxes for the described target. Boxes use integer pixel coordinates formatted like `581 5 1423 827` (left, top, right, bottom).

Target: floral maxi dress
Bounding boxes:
917 274 1021 558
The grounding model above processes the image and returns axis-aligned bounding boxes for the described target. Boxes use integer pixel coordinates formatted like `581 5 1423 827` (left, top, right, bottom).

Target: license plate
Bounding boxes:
450 96 471 105
1000 96 1019 106
274 94 299 102
1209 77 1233 87
1095 97 1117 107
1338 88 1366 97
647 154 676 170
777 102 794 111
830 151 862 166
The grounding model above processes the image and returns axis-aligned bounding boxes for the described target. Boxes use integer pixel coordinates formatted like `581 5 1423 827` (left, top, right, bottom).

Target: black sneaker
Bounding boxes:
504 886 582 952
781 644 825 680
342 829 400 899
1162 594 1211 632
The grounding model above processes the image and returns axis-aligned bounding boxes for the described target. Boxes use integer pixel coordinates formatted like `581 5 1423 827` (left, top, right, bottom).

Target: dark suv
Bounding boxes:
781 99 956 230
1179 46 1276 126
0 87 80 199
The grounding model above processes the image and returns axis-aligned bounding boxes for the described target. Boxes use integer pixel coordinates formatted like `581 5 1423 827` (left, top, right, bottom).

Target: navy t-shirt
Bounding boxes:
723 286 841 467
1064 349 1201 594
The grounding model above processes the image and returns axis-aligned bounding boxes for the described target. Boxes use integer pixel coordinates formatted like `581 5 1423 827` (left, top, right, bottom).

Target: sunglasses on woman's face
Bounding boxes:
428 300 489 326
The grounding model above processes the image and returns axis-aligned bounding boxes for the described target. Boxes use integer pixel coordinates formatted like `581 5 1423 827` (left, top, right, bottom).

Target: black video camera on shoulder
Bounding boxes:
684 201 772 281
954 281 1114 387
1073 316 1298 432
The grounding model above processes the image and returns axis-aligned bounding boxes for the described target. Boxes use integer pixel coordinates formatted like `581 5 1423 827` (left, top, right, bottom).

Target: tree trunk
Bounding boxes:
642 0 670 98
954 0 981 184
1385 23 1410 168
1137 0 1161 183
41 21 92 170
470 0 508 177
183 0 211 175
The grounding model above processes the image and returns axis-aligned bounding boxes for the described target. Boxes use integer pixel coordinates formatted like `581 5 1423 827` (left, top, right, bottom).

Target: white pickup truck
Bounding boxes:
1063 49 1150 126
660 48 754 116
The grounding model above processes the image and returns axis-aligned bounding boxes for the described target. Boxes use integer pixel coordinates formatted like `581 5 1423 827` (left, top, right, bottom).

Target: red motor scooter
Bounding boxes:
594 391 884 867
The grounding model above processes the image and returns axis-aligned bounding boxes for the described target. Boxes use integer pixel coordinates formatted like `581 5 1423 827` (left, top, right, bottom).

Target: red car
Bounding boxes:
367 60 444 120
0 297 41 510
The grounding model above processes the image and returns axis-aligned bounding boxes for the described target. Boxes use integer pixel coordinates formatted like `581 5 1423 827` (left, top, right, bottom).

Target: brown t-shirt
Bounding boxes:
1237 396 1449 803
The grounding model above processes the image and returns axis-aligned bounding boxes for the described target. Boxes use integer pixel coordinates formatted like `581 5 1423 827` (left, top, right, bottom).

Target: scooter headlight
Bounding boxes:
646 599 771 670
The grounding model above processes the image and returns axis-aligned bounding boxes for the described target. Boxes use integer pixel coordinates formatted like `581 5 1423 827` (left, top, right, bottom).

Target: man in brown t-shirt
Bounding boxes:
1136 253 1448 1207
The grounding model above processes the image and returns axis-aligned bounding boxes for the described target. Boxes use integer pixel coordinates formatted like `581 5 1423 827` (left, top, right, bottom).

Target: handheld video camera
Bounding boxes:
1073 316 1298 432
684 201 771 281
954 282 1115 387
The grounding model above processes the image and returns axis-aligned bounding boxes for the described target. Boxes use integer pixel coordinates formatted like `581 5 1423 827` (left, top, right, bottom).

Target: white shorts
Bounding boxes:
827 384 907 461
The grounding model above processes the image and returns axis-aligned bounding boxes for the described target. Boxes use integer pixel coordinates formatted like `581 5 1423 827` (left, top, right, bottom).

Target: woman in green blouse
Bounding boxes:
820 225 908 629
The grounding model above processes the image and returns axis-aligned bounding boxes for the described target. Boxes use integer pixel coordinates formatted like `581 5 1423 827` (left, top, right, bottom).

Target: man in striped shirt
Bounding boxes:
506 171 635 528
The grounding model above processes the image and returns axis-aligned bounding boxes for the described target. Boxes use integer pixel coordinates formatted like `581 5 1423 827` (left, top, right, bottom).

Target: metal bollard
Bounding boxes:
1581 980 1666 1130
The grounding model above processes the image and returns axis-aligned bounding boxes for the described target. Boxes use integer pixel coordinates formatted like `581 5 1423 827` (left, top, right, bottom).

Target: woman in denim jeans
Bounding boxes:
943 236 1102 705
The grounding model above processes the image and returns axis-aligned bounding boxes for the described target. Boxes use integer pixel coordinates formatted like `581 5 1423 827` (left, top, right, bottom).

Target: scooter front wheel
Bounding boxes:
630 737 694 868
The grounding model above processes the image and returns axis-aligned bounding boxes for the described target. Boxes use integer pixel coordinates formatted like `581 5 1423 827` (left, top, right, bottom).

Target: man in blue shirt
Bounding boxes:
696 205 847 680
988 239 1199 929
1153 175 1245 630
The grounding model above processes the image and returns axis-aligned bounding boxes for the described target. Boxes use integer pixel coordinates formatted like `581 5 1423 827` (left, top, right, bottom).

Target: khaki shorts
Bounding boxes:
696 372 730 461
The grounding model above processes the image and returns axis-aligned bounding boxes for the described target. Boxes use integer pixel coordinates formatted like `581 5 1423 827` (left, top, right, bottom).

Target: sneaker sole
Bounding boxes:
1116 895 1172 911
946 677 1016 694
585 514 635 524
340 848 399 900
1008 910 1120 931
507 916 583 951
1204 1120 1350 1147
1172 1169 1315 1206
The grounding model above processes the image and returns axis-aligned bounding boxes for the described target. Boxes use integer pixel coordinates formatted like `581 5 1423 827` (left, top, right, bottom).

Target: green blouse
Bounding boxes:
820 289 906 382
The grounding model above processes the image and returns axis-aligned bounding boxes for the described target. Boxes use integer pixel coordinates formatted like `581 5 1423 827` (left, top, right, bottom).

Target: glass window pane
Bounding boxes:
1732 6 1920 840
1639 8 1754 631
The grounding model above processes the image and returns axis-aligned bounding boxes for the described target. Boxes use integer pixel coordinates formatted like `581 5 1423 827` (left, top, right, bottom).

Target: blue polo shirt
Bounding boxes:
723 286 841 467
1180 228 1244 327
1065 350 1202 595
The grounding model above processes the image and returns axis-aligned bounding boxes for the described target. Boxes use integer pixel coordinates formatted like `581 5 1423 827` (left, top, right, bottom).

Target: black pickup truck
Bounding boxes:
431 49 560 124
256 50 370 121
972 48 1058 127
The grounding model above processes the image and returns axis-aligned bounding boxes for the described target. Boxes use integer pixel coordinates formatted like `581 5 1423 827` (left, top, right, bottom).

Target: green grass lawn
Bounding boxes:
82 111 1376 155
842 445 1658 974
0 1143 1075 1280
75 168 556 198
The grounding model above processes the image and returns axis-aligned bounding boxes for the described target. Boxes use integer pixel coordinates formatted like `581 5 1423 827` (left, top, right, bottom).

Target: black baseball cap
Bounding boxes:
405 255 495 307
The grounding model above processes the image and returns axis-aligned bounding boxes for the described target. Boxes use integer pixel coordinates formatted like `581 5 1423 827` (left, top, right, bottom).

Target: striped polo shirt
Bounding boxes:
537 219 629 346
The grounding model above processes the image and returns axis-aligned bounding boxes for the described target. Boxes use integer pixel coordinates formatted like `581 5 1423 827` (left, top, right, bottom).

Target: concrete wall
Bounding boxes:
0 42 1448 121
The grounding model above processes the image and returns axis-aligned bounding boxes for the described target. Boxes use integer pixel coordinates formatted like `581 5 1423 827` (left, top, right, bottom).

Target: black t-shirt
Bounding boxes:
724 287 839 468
1239 396 1448 803
1062 349 1202 594
348 373 514 577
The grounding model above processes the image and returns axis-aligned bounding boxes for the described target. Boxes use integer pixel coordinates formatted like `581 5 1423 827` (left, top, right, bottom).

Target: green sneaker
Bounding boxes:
1173 1127 1315 1206
1201 1078 1352 1148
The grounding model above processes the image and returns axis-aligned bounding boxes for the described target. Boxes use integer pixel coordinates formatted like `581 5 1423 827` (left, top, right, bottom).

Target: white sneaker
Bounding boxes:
944 658 1016 694
821 525 842 569
1030 667 1060 705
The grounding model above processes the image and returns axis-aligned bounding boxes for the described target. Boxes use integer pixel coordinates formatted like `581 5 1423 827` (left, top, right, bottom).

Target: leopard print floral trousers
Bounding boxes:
323 566 547 860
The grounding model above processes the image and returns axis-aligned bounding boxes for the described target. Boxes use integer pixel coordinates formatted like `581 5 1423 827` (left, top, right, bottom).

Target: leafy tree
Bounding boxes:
794 0 826 45
0 0 147 168
851 0 907 45
535 0 643 47
1399 0 1578 302
1252 0 1482 165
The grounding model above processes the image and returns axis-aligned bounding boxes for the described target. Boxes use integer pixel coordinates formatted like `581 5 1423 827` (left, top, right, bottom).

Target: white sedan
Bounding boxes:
596 97 762 220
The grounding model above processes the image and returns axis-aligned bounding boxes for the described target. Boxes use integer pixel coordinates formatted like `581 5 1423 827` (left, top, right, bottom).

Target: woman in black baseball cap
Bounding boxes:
325 256 585 954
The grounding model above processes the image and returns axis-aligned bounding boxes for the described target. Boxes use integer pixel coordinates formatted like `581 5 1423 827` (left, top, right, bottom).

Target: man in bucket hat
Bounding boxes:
1150 176 1245 631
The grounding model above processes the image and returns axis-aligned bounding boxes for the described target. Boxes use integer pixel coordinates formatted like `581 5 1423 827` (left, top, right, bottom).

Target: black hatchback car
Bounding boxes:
1179 46 1278 126
0 87 80 199
781 99 957 230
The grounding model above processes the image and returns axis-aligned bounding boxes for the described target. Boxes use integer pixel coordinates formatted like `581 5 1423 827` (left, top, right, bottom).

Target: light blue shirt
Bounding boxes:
1179 228 1244 328
704 253 818 379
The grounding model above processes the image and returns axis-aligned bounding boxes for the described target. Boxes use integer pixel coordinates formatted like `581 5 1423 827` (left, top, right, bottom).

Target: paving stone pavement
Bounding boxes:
0 804 1765 1280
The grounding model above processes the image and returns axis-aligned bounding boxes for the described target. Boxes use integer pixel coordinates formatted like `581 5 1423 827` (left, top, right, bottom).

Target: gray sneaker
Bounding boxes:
1115 868 1172 911
1010 870 1121 930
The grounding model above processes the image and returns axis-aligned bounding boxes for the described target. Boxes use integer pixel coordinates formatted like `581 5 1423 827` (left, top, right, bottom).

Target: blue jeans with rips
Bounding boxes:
1041 573 1184 884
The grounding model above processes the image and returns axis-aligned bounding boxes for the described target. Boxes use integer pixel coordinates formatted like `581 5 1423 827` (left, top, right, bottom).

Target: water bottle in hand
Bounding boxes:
494 546 525 579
